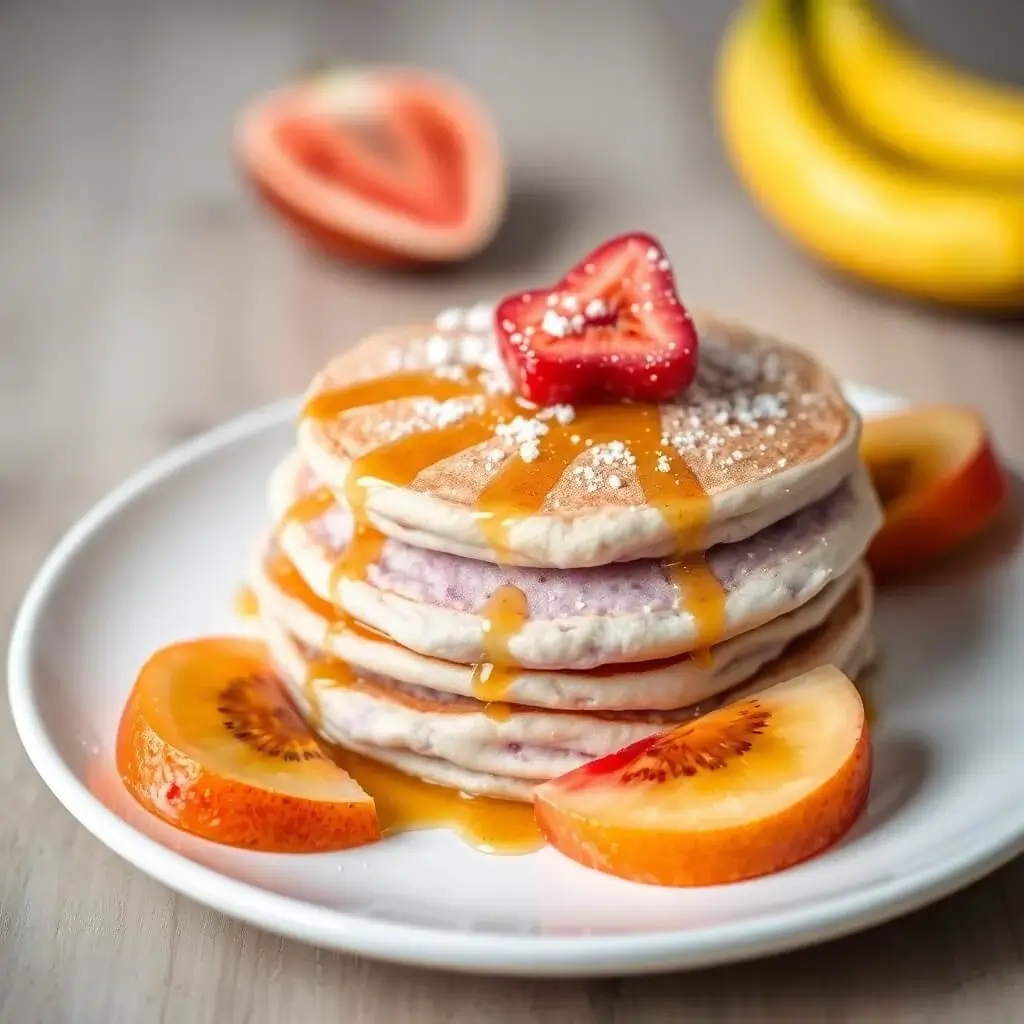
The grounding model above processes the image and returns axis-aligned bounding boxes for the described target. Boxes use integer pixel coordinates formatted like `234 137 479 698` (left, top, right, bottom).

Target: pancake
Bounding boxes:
250 535 865 710
265 566 875 799
269 450 882 669
323 737 538 803
296 307 861 568
357 625 876 803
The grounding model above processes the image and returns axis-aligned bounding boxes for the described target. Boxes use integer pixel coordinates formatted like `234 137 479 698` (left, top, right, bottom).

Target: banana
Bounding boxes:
809 0 1024 182
714 0 1024 309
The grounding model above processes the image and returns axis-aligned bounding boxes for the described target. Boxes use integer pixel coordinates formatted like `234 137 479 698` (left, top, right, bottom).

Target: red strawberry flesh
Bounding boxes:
495 233 699 406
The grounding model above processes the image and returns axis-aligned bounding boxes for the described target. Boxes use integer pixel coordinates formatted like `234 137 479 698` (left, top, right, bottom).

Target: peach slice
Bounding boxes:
533 666 871 886
116 637 380 852
861 405 1007 581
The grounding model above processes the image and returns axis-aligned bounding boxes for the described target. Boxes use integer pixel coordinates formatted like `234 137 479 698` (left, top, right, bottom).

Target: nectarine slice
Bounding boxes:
861 405 1007 581
533 666 871 886
235 66 506 264
116 637 380 852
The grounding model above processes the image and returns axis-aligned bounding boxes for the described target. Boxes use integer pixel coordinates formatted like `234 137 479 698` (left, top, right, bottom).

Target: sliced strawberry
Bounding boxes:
494 233 699 406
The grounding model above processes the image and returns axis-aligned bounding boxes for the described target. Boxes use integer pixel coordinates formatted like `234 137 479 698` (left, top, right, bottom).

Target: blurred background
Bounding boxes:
3 0 1023 585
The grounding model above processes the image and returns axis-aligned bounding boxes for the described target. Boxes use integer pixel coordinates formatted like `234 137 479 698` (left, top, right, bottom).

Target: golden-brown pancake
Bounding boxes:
265 566 875 799
250 533 865 711
296 306 861 568
269 450 881 669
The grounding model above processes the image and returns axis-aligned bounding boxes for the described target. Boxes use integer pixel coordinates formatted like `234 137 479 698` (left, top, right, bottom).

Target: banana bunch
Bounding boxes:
714 0 1024 310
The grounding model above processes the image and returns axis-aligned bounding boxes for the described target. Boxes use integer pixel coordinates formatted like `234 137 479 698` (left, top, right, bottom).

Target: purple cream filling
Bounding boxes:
310 480 854 619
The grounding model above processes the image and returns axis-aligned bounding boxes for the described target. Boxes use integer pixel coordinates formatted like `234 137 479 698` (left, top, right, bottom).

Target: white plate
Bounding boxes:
9 384 1024 977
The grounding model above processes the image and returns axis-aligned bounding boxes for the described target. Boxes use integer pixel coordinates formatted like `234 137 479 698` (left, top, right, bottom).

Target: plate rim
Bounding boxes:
10 384 1024 977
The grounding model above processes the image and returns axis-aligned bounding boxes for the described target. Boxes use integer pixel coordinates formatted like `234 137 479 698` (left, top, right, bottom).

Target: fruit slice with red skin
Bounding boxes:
861 405 1008 582
116 637 380 852
235 67 506 264
495 233 699 406
533 665 871 887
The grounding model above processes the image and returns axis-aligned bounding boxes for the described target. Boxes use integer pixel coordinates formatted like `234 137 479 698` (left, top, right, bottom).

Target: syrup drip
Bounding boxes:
654 434 726 667
304 652 539 855
299 646 538 855
483 701 513 722
265 538 390 671
473 403 727 665
345 417 502 514
263 546 337 620
471 584 529 704
297 365 730 820
281 486 335 526
324 608 390 649
663 556 727 668
301 369 483 421
275 485 382 638
327 526 387 600
475 406 667 549
233 585 260 618
301 656 355 733
326 743 543 854
305 371 514 607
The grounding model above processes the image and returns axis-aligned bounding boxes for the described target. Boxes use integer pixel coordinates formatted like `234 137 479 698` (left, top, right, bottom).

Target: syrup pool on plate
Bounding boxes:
326 744 543 854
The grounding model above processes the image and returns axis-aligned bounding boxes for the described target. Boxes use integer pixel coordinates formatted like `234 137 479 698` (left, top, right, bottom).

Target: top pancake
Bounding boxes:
297 305 858 568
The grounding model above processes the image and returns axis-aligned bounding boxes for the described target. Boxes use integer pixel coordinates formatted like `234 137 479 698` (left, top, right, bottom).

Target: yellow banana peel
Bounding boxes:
714 0 1024 310
809 0 1024 183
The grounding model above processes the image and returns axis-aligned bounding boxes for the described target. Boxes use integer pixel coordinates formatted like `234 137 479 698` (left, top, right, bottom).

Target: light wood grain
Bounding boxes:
3 1 1024 1021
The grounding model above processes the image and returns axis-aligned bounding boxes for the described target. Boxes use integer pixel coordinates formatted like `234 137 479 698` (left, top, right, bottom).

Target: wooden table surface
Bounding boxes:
3 1 1024 1020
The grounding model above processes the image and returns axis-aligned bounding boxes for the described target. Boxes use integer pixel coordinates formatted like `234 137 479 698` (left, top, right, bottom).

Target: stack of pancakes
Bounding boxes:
251 306 883 801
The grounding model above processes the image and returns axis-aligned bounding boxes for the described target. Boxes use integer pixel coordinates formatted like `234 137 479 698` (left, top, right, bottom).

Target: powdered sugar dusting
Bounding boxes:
434 307 463 332
568 439 640 493
495 415 549 464
324 306 846 504
493 405 578 464
463 302 495 333
379 303 513 398
650 331 830 476
359 394 489 446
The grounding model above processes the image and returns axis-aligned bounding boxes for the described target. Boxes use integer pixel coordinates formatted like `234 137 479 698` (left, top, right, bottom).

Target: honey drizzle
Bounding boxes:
296 366 730 819
306 656 541 856
326 743 542 854
263 546 337 620
471 585 529 706
301 370 482 421
286 375 541 851
261 536 359 731
473 403 727 667
304 370 515 604
301 656 355 733
281 486 335 526
287 641 537 852
665 556 726 666
474 405 665 551
234 585 260 618
649 436 727 665
344 417 500 518
327 527 387 600
483 701 513 722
